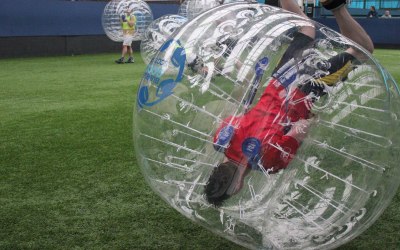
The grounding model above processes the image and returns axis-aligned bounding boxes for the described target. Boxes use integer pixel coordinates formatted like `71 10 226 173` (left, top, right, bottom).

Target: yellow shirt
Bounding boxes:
122 14 136 34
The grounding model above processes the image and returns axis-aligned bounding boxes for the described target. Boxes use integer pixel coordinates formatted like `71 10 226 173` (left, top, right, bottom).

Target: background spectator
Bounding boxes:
381 10 392 18
367 6 378 18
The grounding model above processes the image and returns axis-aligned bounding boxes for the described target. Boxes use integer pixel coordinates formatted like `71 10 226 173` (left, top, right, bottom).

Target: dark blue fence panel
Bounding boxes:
315 18 400 45
0 0 399 45
151 3 180 19
0 0 179 37
0 0 106 36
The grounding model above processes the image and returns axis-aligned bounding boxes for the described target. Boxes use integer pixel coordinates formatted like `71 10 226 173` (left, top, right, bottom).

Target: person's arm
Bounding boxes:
280 0 315 38
285 119 312 142
128 15 136 28
260 118 312 172
224 159 251 196
332 6 374 56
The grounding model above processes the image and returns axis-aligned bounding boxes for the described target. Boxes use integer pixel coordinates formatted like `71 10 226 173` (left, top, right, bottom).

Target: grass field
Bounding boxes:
1 50 400 249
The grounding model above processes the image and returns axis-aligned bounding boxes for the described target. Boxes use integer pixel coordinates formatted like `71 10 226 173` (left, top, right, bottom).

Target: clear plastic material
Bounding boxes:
178 0 244 20
134 3 400 250
140 15 188 65
102 0 153 42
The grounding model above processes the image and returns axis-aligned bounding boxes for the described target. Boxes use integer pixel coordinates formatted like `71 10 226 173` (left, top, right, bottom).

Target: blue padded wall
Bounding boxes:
0 0 398 45
0 0 179 37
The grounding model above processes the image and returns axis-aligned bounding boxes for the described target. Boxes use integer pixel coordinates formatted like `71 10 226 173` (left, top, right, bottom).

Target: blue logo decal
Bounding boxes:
272 58 297 88
243 57 269 111
213 125 234 152
137 39 186 108
278 66 297 88
255 57 269 77
242 137 261 166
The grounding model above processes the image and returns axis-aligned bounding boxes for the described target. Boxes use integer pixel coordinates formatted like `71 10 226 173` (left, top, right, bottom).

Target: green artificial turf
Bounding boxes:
1 50 399 249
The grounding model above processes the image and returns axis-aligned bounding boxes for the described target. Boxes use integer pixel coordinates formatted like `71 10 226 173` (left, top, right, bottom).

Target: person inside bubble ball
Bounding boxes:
204 0 374 207
115 6 137 64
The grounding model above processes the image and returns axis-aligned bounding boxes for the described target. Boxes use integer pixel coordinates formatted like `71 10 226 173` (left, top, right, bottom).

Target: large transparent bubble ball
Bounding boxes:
134 3 400 250
140 15 188 65
178 0 244 20
102 0 153 42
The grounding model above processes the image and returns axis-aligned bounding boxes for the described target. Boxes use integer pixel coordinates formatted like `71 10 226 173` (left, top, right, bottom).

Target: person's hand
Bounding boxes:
286 118 314 142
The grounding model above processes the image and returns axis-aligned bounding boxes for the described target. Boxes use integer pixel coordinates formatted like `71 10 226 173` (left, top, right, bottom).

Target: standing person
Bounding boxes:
381 10 392 18
115 6 136 64
367 6 378 18
204 0 374 207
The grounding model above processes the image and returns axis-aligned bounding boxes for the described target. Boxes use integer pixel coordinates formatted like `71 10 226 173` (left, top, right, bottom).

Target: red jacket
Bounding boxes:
214 78 311 172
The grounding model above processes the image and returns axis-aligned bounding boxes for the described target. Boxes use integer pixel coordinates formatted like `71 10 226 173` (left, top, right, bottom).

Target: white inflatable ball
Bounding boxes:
178 0 245 20
102 0 153 42
134 2 400 250
140 15 188 65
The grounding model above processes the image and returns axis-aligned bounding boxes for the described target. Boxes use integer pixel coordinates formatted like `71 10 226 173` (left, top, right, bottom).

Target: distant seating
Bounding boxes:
318 7 400 18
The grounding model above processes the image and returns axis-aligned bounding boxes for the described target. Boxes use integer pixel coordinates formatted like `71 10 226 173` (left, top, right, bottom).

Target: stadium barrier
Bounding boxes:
0 0 398 57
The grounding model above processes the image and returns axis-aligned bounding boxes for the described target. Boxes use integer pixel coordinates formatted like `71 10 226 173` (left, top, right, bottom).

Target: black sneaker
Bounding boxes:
187 56 202 73
320 0 347 10
126 57 134 63
298 80 328 100
115 58 124 64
